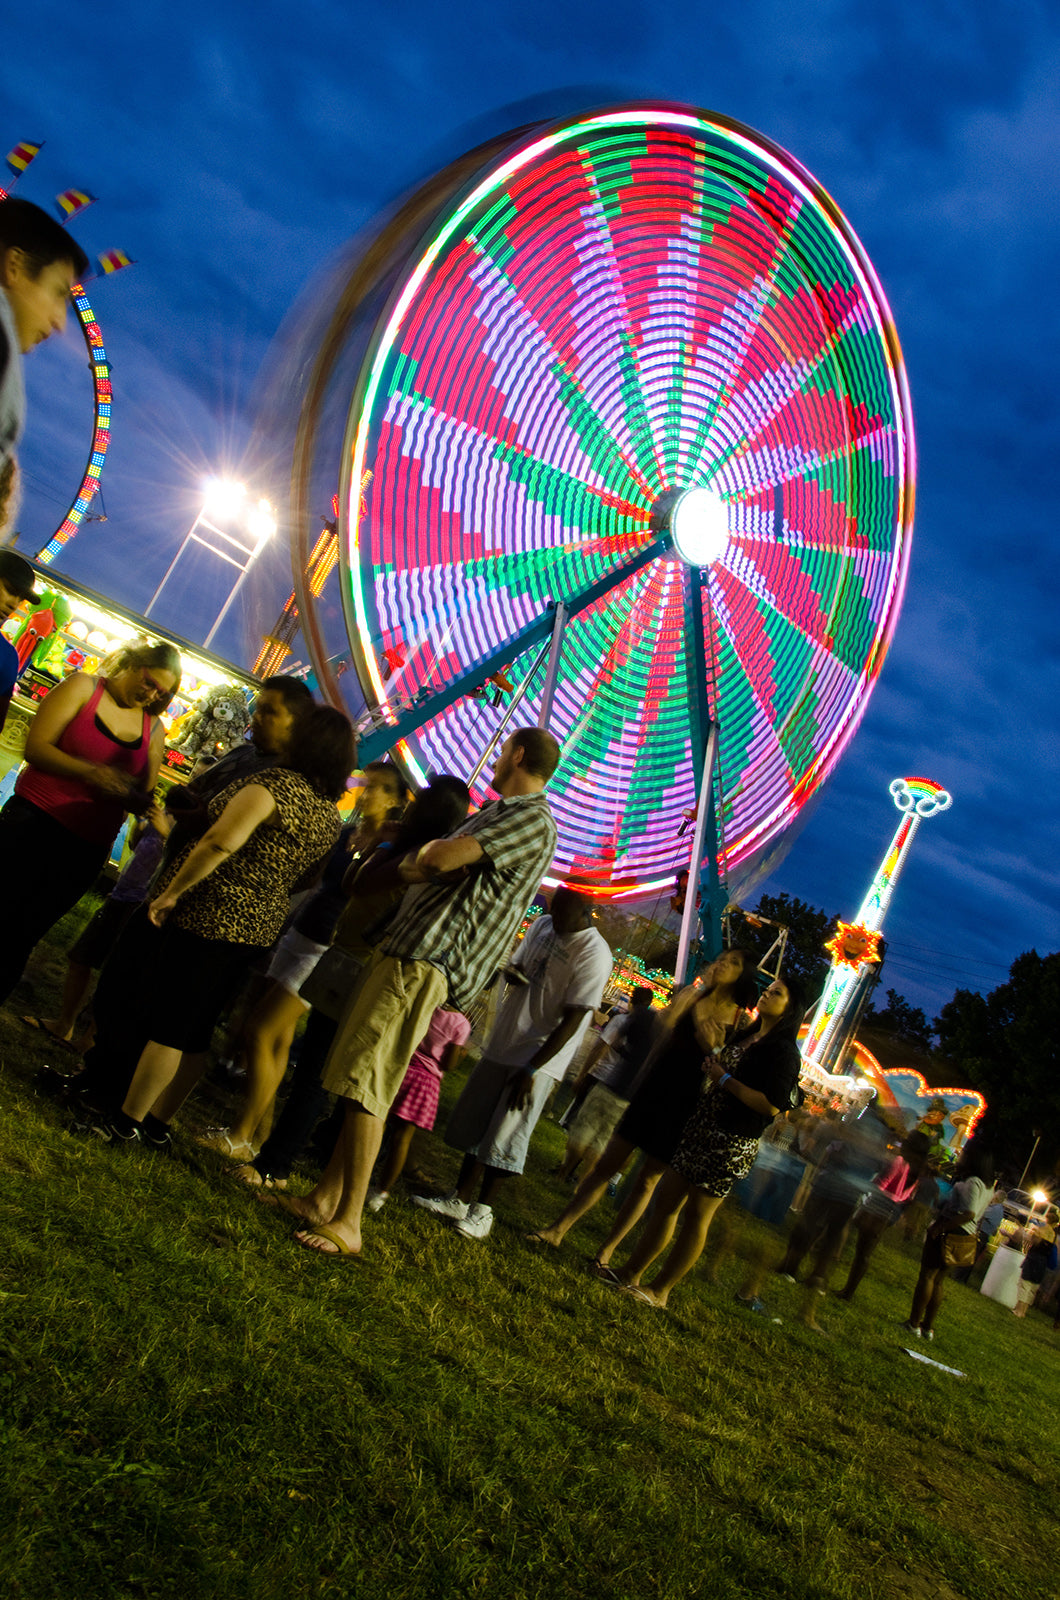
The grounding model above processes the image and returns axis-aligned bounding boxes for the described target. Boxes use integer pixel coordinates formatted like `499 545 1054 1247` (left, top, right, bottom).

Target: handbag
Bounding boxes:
940 1230 977 1269
298 947 365 1021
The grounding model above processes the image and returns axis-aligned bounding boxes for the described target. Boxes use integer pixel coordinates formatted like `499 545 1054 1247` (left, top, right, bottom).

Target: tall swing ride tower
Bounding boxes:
801 776 952 1075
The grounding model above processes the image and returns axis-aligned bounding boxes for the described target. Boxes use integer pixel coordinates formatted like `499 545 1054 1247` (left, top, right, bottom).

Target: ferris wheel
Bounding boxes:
292 104 915 904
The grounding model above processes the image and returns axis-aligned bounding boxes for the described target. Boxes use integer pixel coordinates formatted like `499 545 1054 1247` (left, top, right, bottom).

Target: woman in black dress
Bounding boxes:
527 949 759 1267
617 975 806 1308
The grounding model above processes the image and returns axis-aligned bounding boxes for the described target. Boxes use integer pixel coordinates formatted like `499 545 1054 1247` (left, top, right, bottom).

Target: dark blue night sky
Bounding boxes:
5 1 1058 1020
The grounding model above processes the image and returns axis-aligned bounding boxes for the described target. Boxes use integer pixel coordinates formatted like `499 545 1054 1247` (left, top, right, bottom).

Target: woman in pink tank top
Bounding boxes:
0 639 181 1009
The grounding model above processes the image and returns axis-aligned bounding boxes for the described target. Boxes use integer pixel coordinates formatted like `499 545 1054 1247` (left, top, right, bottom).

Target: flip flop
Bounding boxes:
21 1016 78 1053
229 1164 287 1190
194 1129 257 1161
294 1224 358 1258
590 1259 621 1285
622 1284 664 1308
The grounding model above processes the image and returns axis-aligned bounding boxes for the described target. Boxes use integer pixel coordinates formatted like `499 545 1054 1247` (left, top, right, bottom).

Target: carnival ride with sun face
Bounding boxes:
801 776 953 1074
284 104 915 958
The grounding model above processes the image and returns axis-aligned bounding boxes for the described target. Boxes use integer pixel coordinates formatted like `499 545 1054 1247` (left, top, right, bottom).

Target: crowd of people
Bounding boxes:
2 194 1051 1324
0 642 1053 1340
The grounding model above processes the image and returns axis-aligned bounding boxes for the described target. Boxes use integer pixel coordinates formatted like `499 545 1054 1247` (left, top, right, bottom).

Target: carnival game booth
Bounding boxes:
0 561 261 866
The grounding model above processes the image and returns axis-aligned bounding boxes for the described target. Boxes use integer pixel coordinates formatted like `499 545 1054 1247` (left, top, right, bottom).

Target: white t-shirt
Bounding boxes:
591 1015 628 1088
484 915 613 1080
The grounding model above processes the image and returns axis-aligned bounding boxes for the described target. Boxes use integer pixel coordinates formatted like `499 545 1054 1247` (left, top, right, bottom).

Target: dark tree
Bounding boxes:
864 988 935 1050
740 892 836 1003
590 903 677 976
934 951 1060 1174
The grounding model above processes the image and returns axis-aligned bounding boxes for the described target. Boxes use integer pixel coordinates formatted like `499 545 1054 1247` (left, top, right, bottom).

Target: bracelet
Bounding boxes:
719 1072 731 1087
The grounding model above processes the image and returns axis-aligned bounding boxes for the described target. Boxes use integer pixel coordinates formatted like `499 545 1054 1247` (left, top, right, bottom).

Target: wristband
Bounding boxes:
719 1072 731 1087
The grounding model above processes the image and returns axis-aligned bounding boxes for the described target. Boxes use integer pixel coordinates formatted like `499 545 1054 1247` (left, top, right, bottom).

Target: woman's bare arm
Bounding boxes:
24 673 128 793
148 783 277 923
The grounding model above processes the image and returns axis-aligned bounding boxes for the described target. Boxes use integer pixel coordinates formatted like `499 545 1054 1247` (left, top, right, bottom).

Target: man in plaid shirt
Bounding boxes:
288 726 560 1258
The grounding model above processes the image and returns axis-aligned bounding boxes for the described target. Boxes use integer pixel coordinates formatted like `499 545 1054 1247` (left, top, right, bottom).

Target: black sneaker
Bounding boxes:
87 1119 141 1147
139 1116 174 1154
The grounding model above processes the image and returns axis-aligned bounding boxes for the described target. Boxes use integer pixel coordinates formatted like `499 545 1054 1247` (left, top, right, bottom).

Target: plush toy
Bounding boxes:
13 591 72 672
171 683 251 758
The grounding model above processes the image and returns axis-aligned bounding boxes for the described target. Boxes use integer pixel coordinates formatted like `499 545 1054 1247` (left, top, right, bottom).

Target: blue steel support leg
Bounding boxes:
683 566 724 978
357 534 670 765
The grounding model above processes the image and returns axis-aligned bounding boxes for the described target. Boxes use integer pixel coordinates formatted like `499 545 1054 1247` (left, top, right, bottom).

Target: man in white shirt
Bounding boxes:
413 888 613 1239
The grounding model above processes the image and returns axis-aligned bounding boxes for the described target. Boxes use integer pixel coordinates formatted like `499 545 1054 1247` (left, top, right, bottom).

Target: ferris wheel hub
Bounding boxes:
668 485 731 568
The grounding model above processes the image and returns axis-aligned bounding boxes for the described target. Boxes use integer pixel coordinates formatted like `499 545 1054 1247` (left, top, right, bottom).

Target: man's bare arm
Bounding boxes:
400 835 485 883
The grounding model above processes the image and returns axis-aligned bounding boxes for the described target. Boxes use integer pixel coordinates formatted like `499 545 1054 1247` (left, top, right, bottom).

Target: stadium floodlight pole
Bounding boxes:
144 479 276 650
204 497 277 649
145 480 247 619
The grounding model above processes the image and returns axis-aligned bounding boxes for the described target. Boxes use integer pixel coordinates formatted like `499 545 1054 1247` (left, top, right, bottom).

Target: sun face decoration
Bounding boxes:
825 920 882 970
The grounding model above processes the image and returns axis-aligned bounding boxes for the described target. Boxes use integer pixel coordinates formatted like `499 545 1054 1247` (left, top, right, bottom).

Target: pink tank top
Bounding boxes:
16 678 151 844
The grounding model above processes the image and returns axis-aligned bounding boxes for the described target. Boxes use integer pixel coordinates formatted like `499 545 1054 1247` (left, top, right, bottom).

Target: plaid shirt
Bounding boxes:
383 790 557 1011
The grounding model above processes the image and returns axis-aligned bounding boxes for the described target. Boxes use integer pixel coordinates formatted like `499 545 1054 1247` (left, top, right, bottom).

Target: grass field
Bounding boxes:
2 905 1058 1599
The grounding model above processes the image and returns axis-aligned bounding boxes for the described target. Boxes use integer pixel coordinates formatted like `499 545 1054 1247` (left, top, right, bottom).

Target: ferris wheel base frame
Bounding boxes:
357 525 728 973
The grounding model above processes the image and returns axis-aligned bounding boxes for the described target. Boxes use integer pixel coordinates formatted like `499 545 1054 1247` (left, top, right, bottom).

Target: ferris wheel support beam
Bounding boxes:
682 567 725 974
357 535 671 765
465 635 554 786
675 722 721 984
536 602 568 732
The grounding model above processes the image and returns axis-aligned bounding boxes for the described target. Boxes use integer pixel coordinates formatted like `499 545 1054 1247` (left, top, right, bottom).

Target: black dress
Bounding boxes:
672 1029 802 1198
615 1010 706 1165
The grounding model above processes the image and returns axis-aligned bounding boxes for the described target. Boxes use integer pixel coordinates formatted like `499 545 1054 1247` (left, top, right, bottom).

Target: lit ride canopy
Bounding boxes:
328 104 914 902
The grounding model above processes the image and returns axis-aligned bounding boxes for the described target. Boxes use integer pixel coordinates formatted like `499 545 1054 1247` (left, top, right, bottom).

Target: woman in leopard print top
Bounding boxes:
96 706 356 1148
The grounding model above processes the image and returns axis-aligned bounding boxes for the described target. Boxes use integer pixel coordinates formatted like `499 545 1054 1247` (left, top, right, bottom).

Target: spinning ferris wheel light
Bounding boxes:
669 487 731 568
289 103 916 909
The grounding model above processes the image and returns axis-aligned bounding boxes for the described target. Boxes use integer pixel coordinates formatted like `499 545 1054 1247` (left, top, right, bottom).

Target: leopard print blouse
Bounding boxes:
158 767 341 946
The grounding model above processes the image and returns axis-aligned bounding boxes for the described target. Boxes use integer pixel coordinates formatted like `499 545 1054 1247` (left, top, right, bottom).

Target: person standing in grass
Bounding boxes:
411 888 612 1239
613 976 806 1309
365 1004 472 1213
833 1131 933 1302
525 950 759 1270
237 775 471 1191
90 706 355 1148
902 1140 995 1341
0 640 181 1009
770 1114 890 1293
196 759 407 1162
1013 1212 1058 1320
280 727 560 1259
556 986 662 1183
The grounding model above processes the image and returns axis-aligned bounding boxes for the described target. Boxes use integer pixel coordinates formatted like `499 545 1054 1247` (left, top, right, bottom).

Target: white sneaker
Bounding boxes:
454 1203 493 1240
366 1188 389 1214
410 1191 469 1221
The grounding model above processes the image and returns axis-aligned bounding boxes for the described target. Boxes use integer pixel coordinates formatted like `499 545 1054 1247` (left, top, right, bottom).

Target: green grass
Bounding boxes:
2 912 1058 1599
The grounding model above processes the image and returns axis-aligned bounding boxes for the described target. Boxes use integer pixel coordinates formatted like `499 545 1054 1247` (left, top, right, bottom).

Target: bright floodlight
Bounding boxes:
670 485 730 567
246 499 277 543
202 478 246 521
1032 1188 1049 1205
